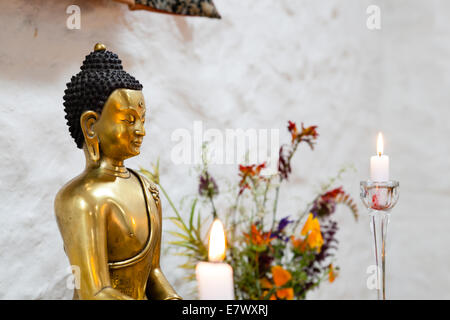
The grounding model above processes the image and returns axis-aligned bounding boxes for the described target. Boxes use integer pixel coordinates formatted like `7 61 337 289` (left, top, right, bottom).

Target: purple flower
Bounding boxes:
310 187 344 218
198 171 219 198
278 145 293 181
278 216 293 232
258 252 274 275
270 216 294 242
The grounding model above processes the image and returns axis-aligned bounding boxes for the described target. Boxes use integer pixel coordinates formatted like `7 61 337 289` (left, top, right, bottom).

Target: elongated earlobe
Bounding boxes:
80 111 100 162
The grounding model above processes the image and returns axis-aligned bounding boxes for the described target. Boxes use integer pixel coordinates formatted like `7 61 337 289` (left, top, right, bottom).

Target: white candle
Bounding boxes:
196 262 234 300
196 219 234 300
370 132 389 181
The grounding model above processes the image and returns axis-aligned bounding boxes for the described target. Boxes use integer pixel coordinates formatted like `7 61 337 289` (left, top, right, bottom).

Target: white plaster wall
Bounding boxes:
0 0 449 299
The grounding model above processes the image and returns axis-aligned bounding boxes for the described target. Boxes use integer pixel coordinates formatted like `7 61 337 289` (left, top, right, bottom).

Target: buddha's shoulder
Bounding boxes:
54 173 110 215
54 170 160 218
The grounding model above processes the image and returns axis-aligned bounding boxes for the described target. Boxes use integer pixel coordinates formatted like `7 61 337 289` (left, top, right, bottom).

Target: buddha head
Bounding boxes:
63 43 145 164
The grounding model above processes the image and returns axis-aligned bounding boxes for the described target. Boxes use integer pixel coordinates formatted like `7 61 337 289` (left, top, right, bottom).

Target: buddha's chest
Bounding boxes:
105 176 150 262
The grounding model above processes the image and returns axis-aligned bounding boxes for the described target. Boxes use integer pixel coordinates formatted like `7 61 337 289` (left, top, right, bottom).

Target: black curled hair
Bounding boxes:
63 48 143 149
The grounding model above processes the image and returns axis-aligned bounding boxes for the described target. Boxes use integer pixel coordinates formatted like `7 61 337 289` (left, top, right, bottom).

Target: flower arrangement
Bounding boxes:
140 121 358 300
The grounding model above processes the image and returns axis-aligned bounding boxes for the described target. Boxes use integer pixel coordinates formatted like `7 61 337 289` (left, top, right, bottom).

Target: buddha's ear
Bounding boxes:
80 110 100 162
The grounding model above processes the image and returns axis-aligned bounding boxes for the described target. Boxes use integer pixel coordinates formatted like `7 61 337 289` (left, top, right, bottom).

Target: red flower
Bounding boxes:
278 121 319 181
238 162 266 195
298 123 319 150
322 187 345 201
255 163 266 174
288 121 299 143
310 187 358 220
287 121 318 149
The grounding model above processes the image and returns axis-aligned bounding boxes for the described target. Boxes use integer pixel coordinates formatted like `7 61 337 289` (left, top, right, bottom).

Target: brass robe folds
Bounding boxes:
54 44 180 300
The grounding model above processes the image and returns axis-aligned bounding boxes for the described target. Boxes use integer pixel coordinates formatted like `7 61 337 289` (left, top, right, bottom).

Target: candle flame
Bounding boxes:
208 219 226 262
377 132 384 156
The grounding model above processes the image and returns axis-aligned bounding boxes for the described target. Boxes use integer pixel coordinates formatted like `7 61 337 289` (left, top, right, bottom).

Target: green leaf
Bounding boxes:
173 252 196 258
189 199 198 230
168 241 198 251
179 262 196 269
168 217 189 233
197 208 201 230
250 244 267 252
167 231 190 241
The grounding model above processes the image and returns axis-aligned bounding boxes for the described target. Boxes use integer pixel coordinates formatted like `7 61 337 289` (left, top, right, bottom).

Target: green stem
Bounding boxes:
271 141 298 230
262 177 271 212
209 195 217 219
230 194 241 250
271 179 281 230
255 252 262 297
228 192 242 275
250 178 262 226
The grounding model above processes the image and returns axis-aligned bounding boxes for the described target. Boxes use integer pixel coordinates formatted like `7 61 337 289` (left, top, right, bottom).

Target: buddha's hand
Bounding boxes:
164 295 183 300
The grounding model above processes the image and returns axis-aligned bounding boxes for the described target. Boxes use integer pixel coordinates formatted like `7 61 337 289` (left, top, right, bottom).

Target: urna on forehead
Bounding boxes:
107 89 146 112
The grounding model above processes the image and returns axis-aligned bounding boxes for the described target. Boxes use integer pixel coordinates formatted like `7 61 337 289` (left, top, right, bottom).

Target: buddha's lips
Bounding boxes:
132 140 143 147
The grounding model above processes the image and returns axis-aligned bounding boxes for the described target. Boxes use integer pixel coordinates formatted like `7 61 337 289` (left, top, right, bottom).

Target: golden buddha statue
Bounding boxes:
54 43 181 300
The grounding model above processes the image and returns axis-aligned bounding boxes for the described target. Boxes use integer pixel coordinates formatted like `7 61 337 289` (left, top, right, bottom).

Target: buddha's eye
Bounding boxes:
122 115 135 124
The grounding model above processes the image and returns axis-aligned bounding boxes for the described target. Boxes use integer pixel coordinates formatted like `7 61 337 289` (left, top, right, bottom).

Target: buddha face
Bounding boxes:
93 89 146 161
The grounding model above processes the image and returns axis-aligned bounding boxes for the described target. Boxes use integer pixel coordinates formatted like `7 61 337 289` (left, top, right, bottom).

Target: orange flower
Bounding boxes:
260 267 295 300
291 214 324 253
259 278 275 300
328 264 337 283
276 288 294 300
244 224 272 246
271 266 294 300
307 229 323 252
301 213 324 252
301 213 320 235
271 266 291 286
290 235 308 252
259 277 272 289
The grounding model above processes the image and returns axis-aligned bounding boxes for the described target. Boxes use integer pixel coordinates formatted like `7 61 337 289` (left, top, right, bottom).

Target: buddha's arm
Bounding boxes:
146 201 182 300
55 193 133 300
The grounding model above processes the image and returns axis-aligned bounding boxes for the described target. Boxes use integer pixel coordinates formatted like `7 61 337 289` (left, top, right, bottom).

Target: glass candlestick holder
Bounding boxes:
360 180 399 300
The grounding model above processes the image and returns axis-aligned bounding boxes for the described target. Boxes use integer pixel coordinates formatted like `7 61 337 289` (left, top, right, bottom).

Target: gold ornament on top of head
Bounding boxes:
94 43 107 51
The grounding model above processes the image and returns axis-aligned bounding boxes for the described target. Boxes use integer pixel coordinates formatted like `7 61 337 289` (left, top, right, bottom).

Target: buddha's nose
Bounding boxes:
135 125 145 137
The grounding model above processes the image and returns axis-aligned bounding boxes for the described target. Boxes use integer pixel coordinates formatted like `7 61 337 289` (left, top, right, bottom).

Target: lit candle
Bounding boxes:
196 219 235 300
370 132 389 182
